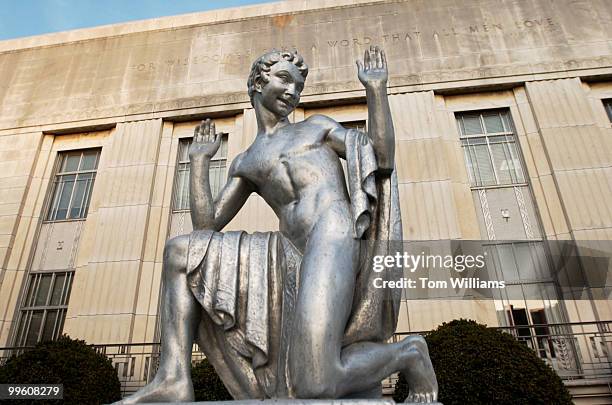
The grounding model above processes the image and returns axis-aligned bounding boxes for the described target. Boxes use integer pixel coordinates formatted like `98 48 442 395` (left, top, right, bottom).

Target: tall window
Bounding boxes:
173 135 229 211
46 149 100 221
14 271 74 346
456 110 525 187
603 99 612 122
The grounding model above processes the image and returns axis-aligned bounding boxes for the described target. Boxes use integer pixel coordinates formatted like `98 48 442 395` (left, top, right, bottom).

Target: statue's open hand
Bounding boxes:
189 119 223 160
356 45 388 88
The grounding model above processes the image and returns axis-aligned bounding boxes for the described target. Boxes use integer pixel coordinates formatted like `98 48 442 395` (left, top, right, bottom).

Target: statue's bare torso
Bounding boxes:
234 116 350 250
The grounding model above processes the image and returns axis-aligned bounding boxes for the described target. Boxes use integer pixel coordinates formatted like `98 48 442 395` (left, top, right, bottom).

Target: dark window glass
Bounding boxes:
603 99 612 122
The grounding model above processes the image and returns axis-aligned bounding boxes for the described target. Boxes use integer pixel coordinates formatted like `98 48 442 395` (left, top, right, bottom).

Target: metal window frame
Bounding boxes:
456 109 526 189
44 149 100 222
15 271 74 346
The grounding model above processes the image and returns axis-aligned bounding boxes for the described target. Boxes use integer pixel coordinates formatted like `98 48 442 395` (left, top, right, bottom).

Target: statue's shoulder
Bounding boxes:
228 151 249 176
304 114 340 129
303 115 343 142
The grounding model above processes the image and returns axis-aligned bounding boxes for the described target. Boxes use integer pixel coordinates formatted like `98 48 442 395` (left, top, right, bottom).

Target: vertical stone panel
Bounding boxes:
514 87 572 239
0 132 43 269
131 121 176 343
389 91 478 240
525 79 612 236
238 108 258 152
64 119 163 343
0 132 47 345
227 113 244 162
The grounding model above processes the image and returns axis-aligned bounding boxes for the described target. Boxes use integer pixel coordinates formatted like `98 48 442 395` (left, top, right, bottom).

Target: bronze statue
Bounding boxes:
118 46 438 404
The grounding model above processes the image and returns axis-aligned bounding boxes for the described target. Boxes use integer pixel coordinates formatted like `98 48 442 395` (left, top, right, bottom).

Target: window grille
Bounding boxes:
173 134 229 212
46 149 100 221
14 271 74 346
456 110 525 188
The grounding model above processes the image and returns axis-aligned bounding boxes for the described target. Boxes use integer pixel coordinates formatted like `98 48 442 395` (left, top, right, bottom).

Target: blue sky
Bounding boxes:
0 0 274 41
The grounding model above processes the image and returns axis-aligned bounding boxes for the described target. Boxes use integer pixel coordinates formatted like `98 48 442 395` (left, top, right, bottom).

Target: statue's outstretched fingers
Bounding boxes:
374 46 382 69
204 119 210 143
194 122 203 142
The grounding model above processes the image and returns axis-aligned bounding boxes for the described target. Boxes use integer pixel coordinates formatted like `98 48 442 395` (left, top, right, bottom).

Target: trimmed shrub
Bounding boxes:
191 358 233 401
393 319 572 405
0 335 121 404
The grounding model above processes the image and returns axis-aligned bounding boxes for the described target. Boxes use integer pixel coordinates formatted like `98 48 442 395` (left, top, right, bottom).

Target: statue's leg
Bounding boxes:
289 204 437 402
288 202 360 398
115 235 198 404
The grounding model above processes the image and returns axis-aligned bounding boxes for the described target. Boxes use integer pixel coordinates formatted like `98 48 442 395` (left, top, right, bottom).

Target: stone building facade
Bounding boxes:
0 0 610 400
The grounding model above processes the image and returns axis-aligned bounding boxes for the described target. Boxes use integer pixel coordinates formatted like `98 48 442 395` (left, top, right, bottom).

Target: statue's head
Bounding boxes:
247 50 309 116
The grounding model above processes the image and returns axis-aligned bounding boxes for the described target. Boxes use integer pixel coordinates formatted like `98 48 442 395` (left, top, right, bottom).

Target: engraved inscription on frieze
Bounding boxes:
129 16 558 73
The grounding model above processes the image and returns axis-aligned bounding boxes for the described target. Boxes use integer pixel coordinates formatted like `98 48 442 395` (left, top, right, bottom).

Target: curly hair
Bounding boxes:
247 50 308 105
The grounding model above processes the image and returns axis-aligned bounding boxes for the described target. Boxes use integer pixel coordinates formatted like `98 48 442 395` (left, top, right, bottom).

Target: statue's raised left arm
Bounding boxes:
356 45 395 174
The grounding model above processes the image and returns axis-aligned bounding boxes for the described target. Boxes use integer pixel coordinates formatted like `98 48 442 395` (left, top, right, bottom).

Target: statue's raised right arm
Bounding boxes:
188 119 253 231
356 45 395 174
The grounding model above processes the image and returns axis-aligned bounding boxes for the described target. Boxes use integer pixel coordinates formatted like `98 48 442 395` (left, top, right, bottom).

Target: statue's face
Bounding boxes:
259 60 304 118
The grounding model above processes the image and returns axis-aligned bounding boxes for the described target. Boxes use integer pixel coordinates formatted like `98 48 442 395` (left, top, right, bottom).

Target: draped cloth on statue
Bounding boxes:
185 129 403 399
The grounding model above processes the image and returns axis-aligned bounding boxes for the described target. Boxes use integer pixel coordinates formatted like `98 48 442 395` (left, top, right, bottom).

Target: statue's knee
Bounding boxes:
408 335 427 349
403 334 429 357
163 235 189 271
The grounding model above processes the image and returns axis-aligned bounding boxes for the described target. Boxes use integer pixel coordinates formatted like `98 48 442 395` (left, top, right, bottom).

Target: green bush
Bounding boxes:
0 335 121 404
191 358 232 401
393 319 572 405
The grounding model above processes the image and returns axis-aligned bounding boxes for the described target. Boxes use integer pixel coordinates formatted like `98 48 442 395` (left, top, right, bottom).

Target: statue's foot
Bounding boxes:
112 373 194 404
402 336 438 403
